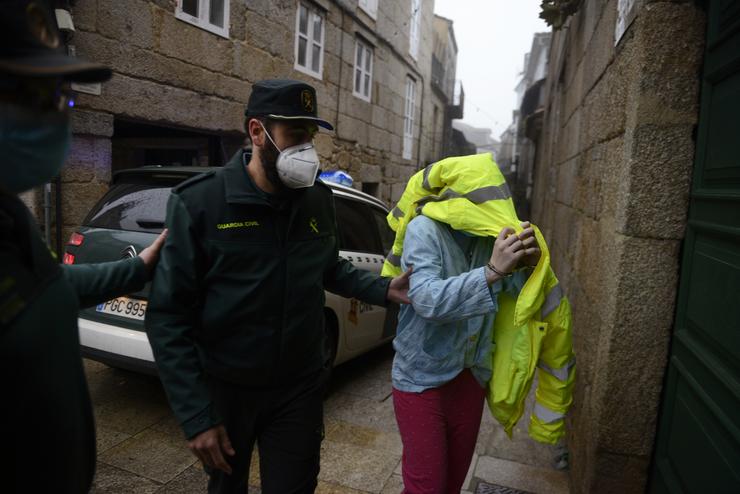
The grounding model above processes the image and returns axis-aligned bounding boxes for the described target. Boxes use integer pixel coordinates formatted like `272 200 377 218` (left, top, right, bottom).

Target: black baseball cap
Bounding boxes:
245 79 334 131
0 0 111 82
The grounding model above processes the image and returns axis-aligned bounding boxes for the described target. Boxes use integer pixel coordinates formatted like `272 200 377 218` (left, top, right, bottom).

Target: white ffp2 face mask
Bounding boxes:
261 122 320 189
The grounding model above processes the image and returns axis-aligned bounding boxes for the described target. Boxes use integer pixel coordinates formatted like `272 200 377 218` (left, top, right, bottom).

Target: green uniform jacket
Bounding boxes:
0 191 148 494
146 150 390 439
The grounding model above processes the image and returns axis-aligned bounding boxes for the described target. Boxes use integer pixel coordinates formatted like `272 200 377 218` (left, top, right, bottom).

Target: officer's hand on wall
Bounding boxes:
490 227 526 275
138 229 168 275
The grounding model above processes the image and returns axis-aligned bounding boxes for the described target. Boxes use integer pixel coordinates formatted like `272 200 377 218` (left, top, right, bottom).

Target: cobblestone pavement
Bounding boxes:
86 344 568 493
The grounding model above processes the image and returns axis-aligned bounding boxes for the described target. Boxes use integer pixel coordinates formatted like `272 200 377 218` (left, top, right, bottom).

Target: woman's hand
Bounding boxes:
489 227 525 275
517 221 541 268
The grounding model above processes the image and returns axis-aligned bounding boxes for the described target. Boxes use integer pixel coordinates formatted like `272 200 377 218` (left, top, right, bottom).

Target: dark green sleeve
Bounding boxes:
62 257 148 309
324 257 390 306
322 196 390 306
145 193 219 439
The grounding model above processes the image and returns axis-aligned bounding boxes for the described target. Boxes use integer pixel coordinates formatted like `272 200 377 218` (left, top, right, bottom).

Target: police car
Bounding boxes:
64 167 397 374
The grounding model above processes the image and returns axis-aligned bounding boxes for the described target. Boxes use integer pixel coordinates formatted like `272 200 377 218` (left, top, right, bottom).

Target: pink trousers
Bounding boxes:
392 369 486 494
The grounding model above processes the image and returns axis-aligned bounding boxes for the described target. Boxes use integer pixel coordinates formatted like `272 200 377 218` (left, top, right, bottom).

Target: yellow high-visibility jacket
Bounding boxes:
381 153 575 444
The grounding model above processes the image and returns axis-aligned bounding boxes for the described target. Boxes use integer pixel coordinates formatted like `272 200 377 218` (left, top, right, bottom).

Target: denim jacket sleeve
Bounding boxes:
402 217 498 324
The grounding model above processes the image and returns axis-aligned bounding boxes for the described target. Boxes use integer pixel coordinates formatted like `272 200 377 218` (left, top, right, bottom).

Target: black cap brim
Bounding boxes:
0 54 112 83
267 114 334 131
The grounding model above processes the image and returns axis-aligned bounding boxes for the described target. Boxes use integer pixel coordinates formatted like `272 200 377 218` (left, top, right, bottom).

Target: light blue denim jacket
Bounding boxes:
392 216 527 393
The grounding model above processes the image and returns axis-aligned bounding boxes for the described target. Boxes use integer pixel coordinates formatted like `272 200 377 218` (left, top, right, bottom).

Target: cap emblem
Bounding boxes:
301 89 314 113
26 3 59 49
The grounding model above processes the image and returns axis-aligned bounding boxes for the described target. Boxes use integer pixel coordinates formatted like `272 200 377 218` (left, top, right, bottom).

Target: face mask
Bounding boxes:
0 103 71 194
260 122 320 189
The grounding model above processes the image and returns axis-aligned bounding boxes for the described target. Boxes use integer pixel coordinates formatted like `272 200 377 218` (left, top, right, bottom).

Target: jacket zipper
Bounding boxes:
275 200 301 373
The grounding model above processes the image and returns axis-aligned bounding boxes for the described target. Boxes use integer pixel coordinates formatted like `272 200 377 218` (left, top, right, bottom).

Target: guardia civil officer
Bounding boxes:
0 1 167 493
146 79 411 493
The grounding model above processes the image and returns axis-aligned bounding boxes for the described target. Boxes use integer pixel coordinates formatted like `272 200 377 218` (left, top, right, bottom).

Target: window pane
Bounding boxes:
363 74 370 96
335 198 382 254
372 208 395 254
298 37 307 67
299 5 308 35
209 0 224 27
365 50 372 72
312 44 321 72
355 68 362 92
312 15 323 42
356 44 363 68
182 0 198 16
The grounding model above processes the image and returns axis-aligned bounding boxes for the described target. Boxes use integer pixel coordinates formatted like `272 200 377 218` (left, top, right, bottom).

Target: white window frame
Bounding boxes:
294 2 325 80
358 0 378 19
409 0 420 60
175 0 230 39
403 76 416 160
352 38 373 102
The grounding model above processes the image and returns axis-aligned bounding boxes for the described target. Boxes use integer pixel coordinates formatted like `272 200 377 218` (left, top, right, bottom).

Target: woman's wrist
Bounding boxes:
484 264 503 286
487 261 512 278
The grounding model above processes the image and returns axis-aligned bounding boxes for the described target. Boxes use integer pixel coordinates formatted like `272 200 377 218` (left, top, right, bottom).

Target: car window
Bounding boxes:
370 207 394 255
84 183 172 233
334 196 383 254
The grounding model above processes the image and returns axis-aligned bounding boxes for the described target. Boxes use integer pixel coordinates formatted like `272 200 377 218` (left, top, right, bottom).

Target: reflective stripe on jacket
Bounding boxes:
381 153 575 444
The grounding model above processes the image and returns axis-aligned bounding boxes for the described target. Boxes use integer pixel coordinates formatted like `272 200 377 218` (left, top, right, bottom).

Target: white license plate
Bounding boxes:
96 296 147 321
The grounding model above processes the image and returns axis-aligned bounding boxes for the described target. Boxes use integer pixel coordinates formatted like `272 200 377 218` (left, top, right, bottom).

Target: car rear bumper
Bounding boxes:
78 317 156 374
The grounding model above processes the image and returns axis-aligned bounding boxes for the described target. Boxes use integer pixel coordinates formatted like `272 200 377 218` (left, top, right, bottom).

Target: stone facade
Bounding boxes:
528 1 706 492
39 0 458 250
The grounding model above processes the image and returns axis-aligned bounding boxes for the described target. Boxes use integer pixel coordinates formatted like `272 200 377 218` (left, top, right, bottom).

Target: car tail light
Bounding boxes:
67 232 84 246
62 252 75 265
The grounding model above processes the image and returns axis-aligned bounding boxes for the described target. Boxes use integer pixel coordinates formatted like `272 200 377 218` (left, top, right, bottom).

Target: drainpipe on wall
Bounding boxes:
415 74 425 170
335 7 345 140
55 176 63 257
43 182 52 247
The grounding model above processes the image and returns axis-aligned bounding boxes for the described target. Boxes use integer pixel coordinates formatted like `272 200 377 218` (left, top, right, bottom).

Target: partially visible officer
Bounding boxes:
0 2 167 493
146 79 411 494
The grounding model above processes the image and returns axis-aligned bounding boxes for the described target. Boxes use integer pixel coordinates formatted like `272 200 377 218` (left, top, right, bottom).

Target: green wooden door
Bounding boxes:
650 1 740 492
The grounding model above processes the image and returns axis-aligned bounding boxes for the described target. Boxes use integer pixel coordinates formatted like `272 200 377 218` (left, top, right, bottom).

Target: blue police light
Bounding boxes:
320 170 353 187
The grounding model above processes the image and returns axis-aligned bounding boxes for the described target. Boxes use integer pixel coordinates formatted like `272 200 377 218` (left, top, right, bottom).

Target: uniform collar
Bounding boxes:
223 149 271 205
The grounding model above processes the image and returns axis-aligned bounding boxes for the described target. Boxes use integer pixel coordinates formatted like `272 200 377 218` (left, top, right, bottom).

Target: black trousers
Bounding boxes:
206 369 327 494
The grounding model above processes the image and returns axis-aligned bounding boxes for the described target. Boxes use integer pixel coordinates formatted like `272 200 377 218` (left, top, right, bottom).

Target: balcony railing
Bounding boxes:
449 79 464 119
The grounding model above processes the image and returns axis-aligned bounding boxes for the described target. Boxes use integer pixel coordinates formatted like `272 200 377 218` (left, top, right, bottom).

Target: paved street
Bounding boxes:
86 344 568 493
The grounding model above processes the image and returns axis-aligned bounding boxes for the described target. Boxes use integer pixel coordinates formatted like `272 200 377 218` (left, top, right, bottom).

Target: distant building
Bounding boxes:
499 31 551 219
496 119 517 185
427 14 464 164
451 121 499 159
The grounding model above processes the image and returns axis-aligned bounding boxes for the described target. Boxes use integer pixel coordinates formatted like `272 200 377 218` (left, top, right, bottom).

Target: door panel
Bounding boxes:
650 1 740 492
333 196 387 352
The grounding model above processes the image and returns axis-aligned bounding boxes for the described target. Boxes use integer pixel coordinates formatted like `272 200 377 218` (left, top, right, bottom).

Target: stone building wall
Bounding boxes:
527 1 705 492
43 0 451 248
